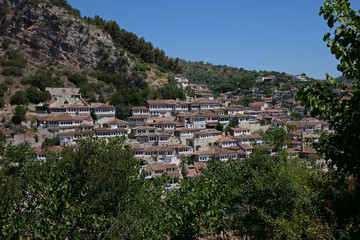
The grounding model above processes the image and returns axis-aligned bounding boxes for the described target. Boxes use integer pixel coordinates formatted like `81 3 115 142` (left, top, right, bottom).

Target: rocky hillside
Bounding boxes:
0 0 189 133
0 0 129 76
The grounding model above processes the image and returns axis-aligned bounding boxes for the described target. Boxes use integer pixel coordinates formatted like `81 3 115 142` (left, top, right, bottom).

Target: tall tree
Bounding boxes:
298 0 360 178
297 1 360 238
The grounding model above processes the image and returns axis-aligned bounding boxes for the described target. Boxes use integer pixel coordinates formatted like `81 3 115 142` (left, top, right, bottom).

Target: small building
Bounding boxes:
91 103 115 119
183 162 207 179
128 115 148 126
145 163 179 181
131 106 150 116
230 127 251 136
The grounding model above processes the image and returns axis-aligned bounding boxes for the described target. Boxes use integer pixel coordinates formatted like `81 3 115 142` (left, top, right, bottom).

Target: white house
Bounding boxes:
91 103 115 119
174 74 189 89
37 114 92 132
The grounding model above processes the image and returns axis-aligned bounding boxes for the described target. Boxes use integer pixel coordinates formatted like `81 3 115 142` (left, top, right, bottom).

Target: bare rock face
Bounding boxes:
1 0 130 73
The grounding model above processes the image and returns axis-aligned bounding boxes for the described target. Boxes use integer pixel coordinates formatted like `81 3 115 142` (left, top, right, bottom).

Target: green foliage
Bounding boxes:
0 2 9 16
0 97 5 108
290 111 304 121
67 72 88 86
136 63 151 72
0 51 27 76
298 1 360 178
181 61 257 94
11 105 27 124
0 82 8 97
111 85 150 119
166 149 334 239
228 148 334 239
216 123 224 132
41 136 60 149
263 128 290 152
0 137 169 239
10 90 29 105
240 94 256 106
156 82 186 100
225 119 237 135
320 0 360 80
84 15 182 73
4 77 13 85
297 1 360 238
22 69 64 91
1 38 11 50
11 87 50 105
49 0 81 17
26 86 51 104
2 66 23 76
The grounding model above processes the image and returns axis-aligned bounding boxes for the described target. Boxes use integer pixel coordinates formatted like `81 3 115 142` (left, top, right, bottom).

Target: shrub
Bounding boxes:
4 51 27 68
11 105 27 124
4 77 13 85
1 38 11 50
41 136 60 148
2 66 23 76
0 83 8 97
68 72 87 86
22 70 64 91
26 86 52 104
0 2 9 16
10 90 29 105
0 97 5 108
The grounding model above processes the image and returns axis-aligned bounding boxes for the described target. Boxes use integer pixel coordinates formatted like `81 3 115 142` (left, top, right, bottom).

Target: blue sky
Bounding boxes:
68 0 360 79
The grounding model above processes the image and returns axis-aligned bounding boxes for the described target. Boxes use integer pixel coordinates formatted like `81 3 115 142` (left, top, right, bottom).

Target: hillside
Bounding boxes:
0 0 183 118
180 60 300 95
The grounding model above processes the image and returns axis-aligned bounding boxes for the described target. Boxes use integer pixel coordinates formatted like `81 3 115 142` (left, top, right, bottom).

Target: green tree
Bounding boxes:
10 90 29 105
263 128 289 152
228 148 334 239
297 1 360 237
298 0 360 178
11 105 27 124
26 86 51 104
224 119 237 135
216 123 224 132
0 137 168 239
290 111 304 121
22 69 64 91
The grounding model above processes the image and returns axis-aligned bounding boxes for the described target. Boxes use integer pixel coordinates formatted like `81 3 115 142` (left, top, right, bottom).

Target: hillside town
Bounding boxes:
1 74 343 183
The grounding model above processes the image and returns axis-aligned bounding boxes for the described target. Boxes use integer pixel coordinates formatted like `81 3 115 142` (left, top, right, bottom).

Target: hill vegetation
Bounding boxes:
180 60 304 95
0 135 350 239
0 0 185 120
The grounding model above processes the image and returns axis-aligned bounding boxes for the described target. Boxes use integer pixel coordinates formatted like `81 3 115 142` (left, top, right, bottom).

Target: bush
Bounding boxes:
11 105 27 124
68 72 87 86
4 77 13 85
26 86 52 104
136 63 151 72
22 70 64 91
41 136 60 148
1 38 11 50
2 66 23 76
0 2 9 16
4 51 27 68
0 83 8 97
10 90 29 105
0 97 5 108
